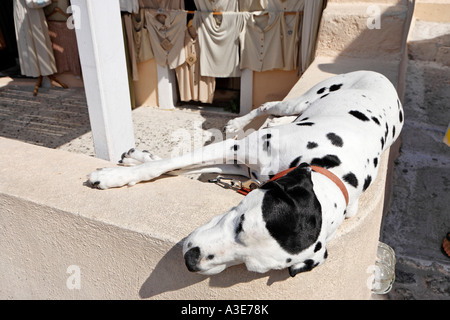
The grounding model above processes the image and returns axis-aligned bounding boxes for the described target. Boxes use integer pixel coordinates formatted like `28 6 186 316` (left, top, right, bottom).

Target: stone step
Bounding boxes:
407 20 450 66
414 0 450 23
316 2 410 60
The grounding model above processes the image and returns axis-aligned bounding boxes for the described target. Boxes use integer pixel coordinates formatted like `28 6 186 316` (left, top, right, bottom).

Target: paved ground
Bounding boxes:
376 19 450 300
0 79 235 160
379 62 450 300
0 84 90 149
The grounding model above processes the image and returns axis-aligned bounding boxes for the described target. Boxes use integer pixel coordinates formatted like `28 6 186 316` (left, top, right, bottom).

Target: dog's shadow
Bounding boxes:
138 242 290 299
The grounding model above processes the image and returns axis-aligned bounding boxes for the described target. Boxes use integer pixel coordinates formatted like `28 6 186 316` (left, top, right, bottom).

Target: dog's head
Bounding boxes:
183 163 328 277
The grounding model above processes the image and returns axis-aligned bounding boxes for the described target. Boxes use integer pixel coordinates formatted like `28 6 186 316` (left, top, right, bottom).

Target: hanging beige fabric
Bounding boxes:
239 0 267 12
145 10 186 69
281 11 301 71
300 0 324 72
123 14 139 81
240 12 284 72
132 9 154 63
194 0 238 12
266 0 304 12
194 12 248 78
13 0 57 77
175 25 215 104
44 0 71 22
47 21 81 76
139 0 184 10
120 0 139 13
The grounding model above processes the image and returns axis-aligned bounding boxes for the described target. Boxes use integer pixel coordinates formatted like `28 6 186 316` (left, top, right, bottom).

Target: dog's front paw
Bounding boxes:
88 167 139 189
223 118 246 135
119 148 161 166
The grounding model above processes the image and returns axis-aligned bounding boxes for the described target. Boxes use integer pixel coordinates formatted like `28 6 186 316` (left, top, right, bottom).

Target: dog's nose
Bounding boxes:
184 246 201 272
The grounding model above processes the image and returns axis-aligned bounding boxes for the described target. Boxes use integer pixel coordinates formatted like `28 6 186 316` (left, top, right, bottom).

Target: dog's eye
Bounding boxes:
206 254 215 260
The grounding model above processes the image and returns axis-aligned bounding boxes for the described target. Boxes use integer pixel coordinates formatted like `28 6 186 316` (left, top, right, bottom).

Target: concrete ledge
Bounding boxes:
0 134 389 299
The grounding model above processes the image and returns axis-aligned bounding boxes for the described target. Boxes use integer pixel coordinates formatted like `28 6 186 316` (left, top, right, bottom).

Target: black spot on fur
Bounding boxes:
373 158 378 168
371 117 380 125
307 142 318 149
262 133 272 140
314 242 322 252
343 172 358 188
399 110 403 123
289 156 302 168
236 214 245 234
320 93 329 99
326 133 343 147
296 122 314 126
324 250 328 259
385 123 389 141
329 83 343 91
381 136 385 150
392 126 396 138
263 140 270 152
349 110 370 122
317 87 326 94
286 258 292 263
363 175 372 191
232 144 239 151
311 155 341 169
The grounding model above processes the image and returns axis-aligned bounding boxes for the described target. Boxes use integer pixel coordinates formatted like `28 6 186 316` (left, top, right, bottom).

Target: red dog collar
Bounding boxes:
239 165 349 207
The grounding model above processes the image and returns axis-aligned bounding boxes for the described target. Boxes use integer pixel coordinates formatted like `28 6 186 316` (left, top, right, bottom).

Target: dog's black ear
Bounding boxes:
260 164 322 256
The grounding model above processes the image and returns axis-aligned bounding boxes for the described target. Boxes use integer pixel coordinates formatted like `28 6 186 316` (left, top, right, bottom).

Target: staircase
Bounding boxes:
286 0 413 101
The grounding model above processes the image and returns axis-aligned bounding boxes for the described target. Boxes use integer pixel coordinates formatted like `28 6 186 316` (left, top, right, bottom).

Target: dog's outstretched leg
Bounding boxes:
88 138 247 189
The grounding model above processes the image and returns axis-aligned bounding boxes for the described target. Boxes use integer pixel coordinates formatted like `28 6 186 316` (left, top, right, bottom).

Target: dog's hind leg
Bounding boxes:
224 94 314 135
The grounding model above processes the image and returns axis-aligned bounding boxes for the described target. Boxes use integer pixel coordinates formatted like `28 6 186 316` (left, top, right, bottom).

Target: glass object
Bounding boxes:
371 241 396 294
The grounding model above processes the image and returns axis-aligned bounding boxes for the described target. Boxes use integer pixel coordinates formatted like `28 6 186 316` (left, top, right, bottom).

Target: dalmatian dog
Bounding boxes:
88 70 404 277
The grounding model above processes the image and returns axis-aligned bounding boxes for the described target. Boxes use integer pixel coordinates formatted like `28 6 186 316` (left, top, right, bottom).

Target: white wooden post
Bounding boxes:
71 0 135 161
240 69 253 115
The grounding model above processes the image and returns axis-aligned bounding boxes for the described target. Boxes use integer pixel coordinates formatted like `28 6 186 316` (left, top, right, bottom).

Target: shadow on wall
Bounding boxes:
138 243 289 299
